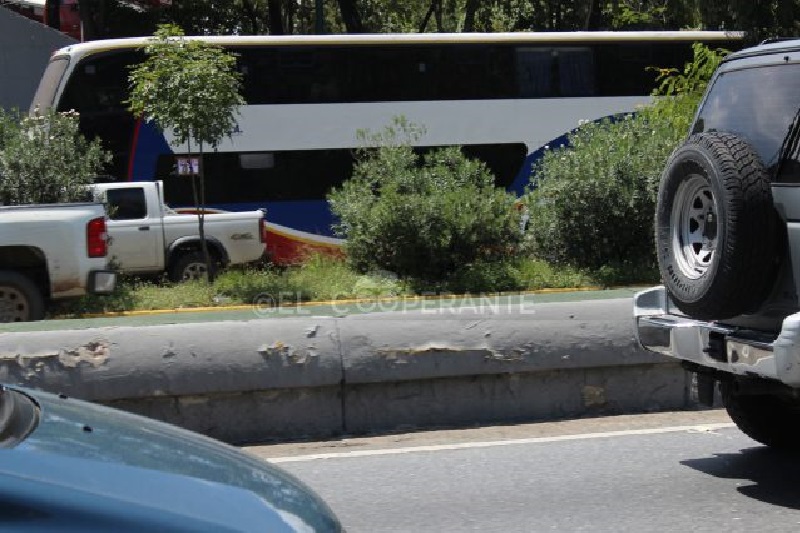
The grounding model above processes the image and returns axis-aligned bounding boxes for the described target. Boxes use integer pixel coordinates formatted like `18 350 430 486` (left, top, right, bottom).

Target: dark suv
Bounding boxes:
634 39 800 449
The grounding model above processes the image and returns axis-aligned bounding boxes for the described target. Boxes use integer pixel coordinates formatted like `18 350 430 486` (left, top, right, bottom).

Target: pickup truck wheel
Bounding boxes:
721 381 800 449
0 271 45 322
655 132 778 319
169 252 217 282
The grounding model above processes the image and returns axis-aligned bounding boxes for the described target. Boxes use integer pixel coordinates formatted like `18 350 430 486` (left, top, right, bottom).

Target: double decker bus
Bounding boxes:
30 31 743 263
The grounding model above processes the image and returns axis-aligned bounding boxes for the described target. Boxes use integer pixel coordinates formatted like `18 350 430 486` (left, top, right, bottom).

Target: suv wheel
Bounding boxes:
721 380 800 449
655 132 778 319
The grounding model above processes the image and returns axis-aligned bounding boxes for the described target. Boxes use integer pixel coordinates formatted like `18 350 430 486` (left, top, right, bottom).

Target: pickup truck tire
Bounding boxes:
169 251 217 283
655 132 778 320
721 381 800 449
0 271 45 322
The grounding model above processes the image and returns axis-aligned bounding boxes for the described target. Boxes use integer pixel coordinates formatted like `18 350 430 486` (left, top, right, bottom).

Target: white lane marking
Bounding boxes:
265 423 736 463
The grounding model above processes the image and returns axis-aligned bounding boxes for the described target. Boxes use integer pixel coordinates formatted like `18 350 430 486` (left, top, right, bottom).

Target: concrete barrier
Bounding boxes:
0 298 694 444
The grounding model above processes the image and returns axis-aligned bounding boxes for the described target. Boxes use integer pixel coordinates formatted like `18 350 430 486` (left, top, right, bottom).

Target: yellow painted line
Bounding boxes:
67 285 646 319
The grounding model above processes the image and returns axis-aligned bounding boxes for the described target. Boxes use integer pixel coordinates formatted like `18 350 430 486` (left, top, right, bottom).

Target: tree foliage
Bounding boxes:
523 43 727 271
127 24 245 280
127 24 244 150
0 109 109 205
69 0 800 40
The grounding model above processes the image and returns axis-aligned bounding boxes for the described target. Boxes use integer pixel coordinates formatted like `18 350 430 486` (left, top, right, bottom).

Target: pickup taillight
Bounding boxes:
87 217 108 258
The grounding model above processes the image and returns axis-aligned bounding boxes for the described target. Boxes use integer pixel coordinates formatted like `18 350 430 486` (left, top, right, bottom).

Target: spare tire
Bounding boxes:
655 132 778 319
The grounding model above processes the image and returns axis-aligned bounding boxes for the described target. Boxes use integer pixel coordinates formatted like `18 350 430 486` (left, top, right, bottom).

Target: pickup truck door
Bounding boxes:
105 186 163 272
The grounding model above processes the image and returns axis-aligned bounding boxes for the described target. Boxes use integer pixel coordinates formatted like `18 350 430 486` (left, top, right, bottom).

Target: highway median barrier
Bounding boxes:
0 297 699 444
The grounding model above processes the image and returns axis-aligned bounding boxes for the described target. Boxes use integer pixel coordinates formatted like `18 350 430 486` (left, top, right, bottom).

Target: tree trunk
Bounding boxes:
463 0 479 32
241 0 261 34
197 141 212 282
337 0 364 33
776 0 795 34
584 0 603 30
77 0 100 40
267 0 285 35
434 0 443 31
419 0 436 32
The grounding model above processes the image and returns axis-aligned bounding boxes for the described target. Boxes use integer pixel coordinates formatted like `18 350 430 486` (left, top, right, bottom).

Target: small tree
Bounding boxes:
127 24 244 281
0 108 109 205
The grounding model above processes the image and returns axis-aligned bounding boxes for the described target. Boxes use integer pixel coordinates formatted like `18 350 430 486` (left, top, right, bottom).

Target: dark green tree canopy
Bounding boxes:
65 1 800 41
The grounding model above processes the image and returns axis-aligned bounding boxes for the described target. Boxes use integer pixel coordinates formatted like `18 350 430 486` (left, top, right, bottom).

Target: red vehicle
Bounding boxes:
1 0 82 40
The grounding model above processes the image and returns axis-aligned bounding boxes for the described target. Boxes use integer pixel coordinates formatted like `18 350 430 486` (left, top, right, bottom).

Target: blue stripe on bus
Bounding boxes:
130 121 172 181
509 132 571 195
127 122 616 236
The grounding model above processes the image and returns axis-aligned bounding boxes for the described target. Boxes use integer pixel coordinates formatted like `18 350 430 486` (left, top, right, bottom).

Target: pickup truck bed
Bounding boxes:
0 202 116 322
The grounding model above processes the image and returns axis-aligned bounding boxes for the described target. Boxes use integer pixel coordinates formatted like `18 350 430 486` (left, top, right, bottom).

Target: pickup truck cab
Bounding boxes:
92 182 266 281
0 202 116 322
634 38 800 449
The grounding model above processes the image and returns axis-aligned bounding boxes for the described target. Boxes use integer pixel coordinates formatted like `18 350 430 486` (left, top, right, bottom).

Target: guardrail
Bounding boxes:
0 298 696 444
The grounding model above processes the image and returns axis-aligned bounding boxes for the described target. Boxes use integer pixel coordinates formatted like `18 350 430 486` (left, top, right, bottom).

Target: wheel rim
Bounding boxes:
671 175 717 280
182 261 209 281
0 286 30 322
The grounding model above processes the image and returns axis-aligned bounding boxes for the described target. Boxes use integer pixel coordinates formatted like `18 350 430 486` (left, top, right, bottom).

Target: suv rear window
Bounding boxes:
692 63 800 182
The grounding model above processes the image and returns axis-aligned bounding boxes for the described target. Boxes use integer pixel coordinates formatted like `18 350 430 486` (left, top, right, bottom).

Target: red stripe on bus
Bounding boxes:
127 118 142 181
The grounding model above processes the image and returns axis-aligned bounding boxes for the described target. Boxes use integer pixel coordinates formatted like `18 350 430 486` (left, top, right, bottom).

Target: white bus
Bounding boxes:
30 31 743 263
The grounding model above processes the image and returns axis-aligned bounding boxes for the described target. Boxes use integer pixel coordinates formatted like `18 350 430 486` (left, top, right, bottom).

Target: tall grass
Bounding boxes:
47 254 656 318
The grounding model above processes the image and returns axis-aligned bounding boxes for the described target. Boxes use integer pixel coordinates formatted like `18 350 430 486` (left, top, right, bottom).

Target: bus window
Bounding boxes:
596 44 658 96
58 51 140 179
157 143 526 207
558 48 595 97
516 48 554 97
58 51 140 113
158 149 355 205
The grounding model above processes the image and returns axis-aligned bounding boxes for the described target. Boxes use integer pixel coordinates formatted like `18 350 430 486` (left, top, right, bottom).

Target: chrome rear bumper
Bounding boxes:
634 287 800 387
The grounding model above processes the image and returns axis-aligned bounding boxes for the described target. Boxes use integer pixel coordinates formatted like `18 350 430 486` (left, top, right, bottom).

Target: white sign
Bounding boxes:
177 157 201 176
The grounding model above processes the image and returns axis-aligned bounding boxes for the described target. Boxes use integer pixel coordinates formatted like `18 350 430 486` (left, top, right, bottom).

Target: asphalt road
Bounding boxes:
247 411 800 532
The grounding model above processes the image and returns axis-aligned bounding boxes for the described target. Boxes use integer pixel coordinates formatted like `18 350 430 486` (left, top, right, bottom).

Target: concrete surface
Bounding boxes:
0 295 697 444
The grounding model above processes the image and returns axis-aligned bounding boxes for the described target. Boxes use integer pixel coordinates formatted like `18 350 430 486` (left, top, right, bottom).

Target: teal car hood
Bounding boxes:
2 386 340 532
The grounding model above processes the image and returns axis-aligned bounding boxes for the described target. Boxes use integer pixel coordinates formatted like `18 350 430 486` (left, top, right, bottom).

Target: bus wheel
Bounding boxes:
169 252 217 283
655 132 777 320
0 271 45 322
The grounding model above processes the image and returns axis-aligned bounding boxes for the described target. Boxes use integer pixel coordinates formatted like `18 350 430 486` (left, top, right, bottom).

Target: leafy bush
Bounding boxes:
524 44 727 271
0 108 110 205
328 118 523 283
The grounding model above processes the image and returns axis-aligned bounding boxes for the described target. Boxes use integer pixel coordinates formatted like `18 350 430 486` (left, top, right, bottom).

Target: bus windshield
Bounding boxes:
30 56 69 113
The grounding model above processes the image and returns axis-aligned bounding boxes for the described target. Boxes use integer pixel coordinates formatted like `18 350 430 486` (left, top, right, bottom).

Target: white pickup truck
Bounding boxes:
0 202 116 322
91 181 266 281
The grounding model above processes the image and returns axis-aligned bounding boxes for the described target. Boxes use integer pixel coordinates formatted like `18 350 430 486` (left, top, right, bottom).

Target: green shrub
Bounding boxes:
328 118 523 283
0 108 109 205
524 43 727 271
